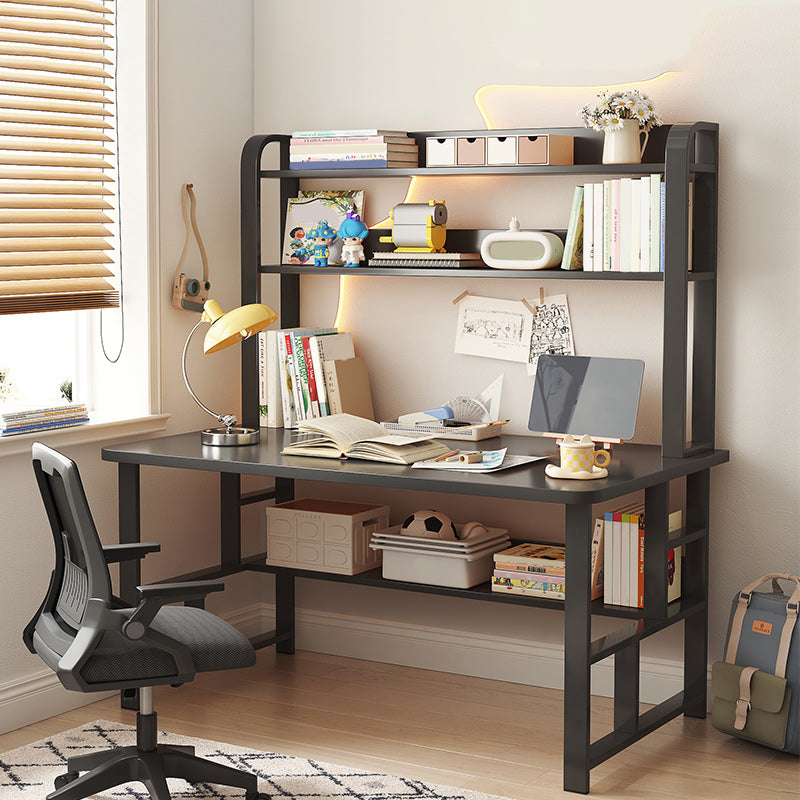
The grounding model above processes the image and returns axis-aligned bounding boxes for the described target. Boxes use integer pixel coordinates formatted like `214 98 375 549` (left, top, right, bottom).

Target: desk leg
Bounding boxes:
118 462 141 711
220 472 242 571
684 468 710 718
563 503 593 794
275 571 295 654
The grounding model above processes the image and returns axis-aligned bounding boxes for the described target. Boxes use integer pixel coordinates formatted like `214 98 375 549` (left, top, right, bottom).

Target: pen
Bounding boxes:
433 449 459 462
487 419 510 427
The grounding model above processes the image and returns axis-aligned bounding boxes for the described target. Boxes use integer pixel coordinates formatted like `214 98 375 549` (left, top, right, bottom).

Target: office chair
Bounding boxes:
23 442 263 800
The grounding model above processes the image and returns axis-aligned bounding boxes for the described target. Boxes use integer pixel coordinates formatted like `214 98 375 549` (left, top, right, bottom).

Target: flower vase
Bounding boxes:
602 119 649 164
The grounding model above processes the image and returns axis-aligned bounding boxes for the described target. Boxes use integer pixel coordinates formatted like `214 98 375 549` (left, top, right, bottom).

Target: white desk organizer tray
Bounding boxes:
370 525 510 588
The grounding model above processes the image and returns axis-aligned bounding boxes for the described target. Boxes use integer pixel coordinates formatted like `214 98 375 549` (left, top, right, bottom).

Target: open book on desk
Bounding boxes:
281 413 452 465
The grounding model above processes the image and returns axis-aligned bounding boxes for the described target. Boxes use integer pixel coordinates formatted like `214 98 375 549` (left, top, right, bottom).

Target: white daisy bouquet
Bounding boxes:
579 89 662 132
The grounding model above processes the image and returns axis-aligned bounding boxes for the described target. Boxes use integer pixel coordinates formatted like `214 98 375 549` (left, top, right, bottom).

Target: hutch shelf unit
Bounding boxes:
103 123 727 795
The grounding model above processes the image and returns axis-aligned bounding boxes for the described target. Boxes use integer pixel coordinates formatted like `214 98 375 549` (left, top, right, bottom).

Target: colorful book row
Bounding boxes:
561 175 685 272
258 328 374 428
603 505 682 608
288 133 418 171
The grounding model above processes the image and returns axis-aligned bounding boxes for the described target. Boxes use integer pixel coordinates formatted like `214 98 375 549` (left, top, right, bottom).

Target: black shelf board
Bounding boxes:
259 263 715 281
260 162 714 180
244 557 644 619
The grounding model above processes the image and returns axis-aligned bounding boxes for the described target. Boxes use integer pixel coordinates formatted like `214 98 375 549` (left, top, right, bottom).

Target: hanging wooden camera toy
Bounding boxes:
379 200 447 252
172 183 211 312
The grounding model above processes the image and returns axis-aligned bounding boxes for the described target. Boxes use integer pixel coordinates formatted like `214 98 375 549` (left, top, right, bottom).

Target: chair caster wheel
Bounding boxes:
54 771 79 789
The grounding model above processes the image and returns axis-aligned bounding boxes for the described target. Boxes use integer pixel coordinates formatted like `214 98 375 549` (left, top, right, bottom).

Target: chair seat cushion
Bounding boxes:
80 606 255 684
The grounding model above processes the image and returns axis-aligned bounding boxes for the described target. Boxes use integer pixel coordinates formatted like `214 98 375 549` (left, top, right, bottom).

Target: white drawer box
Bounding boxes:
426 137 456 166
486 135 517 165
266 497 389 575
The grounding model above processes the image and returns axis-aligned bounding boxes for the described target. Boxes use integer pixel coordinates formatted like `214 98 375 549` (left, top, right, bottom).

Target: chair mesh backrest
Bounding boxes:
33 443 112 632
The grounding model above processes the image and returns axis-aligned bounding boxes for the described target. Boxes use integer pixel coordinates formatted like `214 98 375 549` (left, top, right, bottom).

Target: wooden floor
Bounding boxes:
1 650 797 799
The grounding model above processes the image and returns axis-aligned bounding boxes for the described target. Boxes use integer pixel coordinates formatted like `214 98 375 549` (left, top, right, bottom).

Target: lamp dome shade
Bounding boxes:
202 301 278 354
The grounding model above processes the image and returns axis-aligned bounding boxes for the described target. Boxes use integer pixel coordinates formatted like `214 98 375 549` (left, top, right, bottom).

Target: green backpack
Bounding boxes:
711 573 799 754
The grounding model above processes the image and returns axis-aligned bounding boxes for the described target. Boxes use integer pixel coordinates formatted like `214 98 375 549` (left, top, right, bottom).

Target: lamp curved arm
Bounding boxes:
181 319 237 430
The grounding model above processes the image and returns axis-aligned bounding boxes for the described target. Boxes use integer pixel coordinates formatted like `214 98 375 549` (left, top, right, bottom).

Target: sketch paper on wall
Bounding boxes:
525 293 575 375
454 295 533 363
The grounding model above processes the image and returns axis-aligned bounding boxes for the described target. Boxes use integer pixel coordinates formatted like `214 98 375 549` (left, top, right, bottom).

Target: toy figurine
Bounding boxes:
305 220 337 267
337 211 369 267
287 226 308 263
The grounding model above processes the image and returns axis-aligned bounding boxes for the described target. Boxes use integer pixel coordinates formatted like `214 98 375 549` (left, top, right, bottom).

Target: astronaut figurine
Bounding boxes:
306 220 337 267
337 211 369 267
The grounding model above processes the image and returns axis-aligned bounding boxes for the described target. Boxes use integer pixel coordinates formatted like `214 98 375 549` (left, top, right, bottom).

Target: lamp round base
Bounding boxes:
201 427 260 446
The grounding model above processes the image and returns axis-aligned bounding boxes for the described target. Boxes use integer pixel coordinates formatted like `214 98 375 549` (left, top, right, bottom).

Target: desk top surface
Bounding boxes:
102 431 729 505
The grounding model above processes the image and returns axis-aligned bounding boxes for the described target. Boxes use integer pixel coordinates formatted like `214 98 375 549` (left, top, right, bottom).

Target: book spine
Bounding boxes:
291 129 406 138
560 186 584 270
649 174 661 272
491 579 565 599
583 182 594 272
603 512 613 605
630 178 641 272
3 408 88 426
603 180 612 271
309 337 329 416
593 182 604 271
620 512 631 606
291 333 311 420
629 511 640 607
302 335 320 418
2 417 89 435
590 517 605 601
265 330 283 428
290 144 417 155
619 178 632 272
323 360 342 415
2 404 87 422
493 571 566 587
610 178 621 271
660 181 666 271
258 331 267 426
490 553 564 567
637 513 645 608
640 175 651 271
289 159 416 170
277 333 297 428
493 561 565 575
289 151 417 162
289 135 413 146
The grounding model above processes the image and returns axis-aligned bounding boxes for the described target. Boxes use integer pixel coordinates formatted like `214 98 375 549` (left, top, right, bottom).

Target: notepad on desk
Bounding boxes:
281 413 452 465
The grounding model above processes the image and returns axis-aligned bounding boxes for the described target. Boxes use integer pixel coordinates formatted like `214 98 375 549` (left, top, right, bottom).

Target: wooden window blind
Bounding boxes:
0 0 117 314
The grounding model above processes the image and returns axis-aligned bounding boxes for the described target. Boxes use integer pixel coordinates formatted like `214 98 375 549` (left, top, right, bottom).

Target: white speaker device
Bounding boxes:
480 217 564 269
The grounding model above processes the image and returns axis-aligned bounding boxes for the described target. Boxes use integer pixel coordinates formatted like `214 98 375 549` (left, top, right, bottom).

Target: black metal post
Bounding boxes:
118 462 141 606
563 502 593 794
220 472 242 571
684 469 710 717
614 642 640 735
275 571 296 654
643 482 669 620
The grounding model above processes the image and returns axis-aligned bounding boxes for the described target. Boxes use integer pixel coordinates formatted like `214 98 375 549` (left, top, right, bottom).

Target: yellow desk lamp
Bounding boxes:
182 299 278 446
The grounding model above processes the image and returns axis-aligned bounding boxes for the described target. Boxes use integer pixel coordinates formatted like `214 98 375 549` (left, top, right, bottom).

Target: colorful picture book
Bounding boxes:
282 190 364 265
490 520 604 600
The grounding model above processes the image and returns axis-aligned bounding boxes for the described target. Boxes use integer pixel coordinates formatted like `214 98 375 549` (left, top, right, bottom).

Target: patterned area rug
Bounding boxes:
0 720 509 799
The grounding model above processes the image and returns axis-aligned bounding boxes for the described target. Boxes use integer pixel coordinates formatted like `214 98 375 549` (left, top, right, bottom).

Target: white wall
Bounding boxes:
253 0 800 688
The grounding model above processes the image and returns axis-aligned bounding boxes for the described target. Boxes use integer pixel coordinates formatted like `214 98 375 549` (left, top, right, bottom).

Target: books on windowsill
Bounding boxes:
281 413 452 465
1 402 89 436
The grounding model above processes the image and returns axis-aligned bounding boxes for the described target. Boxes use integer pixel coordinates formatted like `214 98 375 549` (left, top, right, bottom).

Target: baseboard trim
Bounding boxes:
250 603 709 706
0 670 113 736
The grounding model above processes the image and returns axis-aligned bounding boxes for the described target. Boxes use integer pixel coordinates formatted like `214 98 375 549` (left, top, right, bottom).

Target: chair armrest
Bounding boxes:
121 580 224 640
102 542 161 563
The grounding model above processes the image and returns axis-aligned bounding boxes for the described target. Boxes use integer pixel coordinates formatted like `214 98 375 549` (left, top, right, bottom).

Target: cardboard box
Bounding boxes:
456 136 486 165
266 498 389 574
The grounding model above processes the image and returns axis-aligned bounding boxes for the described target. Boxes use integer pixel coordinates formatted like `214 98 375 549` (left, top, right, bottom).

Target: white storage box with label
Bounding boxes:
266 498 389 575
370 525 510 588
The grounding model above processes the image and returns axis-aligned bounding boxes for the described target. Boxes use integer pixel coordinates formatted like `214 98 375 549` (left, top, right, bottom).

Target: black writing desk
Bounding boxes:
102 431 728 794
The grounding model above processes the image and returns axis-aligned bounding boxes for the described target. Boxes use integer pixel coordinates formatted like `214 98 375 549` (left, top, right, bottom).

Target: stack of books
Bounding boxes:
561 175 687 272
491 524 605 601
289 129 419 170
258 328 374 428
1 402 89 436
603 505 682 608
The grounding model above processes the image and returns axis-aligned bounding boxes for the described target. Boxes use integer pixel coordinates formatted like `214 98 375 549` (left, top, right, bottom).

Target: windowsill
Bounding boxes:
0 413 170 457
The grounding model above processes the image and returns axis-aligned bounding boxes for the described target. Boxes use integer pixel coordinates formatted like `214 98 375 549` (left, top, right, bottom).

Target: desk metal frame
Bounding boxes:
103 432 727 794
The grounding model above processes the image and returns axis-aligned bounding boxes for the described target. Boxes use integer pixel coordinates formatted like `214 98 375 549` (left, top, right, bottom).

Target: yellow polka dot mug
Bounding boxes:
559 434 611 474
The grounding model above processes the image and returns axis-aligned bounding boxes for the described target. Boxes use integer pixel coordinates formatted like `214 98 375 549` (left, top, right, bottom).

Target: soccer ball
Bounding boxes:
400 509 458 540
